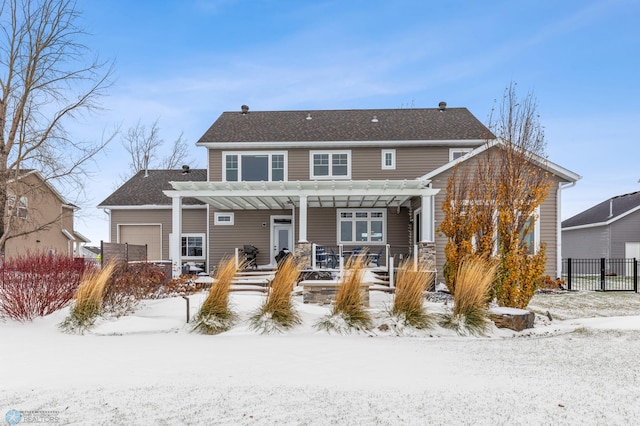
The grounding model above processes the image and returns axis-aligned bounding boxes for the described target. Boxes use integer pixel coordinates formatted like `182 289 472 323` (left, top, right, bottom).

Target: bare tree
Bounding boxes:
121 119 190 178
0 0 114 255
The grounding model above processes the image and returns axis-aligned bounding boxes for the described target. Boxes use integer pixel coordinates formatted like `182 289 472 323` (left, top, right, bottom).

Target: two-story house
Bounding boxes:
4 170 89 259
100 105 580 280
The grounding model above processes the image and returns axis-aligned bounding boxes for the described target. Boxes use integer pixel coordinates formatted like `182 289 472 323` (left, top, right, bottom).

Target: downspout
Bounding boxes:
557 181 577 278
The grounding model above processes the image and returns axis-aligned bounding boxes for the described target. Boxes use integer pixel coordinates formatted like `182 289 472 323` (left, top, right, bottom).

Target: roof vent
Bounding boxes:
371 115 379 123
306 113 312 120
182 165 190 174
241 105 249 114
438 101 447 111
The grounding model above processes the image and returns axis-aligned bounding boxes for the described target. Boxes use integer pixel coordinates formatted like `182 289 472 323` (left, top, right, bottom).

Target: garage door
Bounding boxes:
119 225 162 261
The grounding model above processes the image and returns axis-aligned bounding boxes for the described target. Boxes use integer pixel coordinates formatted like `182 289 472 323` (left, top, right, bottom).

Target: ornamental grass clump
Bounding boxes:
192 257 240 334
249 256 301 334
441 257 497 336
60 262 116 334
315 254 372 334
387 260 435 331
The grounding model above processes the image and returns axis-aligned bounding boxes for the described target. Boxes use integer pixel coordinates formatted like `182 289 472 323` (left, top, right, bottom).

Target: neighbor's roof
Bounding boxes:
197 106 496 146
562 191 640 229
98 169 207 207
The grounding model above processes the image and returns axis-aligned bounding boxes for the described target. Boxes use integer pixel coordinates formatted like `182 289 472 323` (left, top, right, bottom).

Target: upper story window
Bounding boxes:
381 149 396 170
449 148 473 161
7 195 27 219
223 152 287 182
310 150 351 179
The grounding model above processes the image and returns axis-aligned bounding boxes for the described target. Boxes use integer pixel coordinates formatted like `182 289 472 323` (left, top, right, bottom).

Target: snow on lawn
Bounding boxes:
2 291 640 425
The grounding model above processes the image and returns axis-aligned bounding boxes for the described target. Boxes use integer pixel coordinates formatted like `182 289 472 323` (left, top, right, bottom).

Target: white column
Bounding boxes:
420 195 433 242
171 196 183 278
298 195 308 242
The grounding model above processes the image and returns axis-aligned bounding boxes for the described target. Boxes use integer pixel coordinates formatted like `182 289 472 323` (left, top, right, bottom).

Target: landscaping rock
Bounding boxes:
489 307 535 331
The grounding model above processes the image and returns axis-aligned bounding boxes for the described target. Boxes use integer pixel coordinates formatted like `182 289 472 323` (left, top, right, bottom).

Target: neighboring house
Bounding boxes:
4 170 89 259
80 245 101 260
99 105 580 279
562 191 640 261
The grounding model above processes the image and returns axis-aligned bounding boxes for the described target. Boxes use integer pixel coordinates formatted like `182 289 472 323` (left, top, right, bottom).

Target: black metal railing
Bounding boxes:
562 258 638 292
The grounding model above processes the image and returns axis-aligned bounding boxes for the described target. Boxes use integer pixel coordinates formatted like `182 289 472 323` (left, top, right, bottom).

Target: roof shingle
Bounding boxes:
562 191 640 228
197 107 495 143
98 169 207 207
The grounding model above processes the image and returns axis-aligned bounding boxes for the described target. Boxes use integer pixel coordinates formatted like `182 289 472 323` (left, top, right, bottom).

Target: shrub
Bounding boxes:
538 275 566 291
388 260 435 331
102 261 167 315
315 254 372 334
60 262 116 333
192 257 241 334
249 256 301 334
0 252 89 321
441 257 497 336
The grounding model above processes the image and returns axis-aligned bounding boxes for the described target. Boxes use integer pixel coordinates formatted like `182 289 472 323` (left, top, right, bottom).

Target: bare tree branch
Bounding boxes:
0 0 114 255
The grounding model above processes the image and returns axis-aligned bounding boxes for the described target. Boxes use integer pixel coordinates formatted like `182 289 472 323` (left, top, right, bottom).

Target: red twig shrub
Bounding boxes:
0 252 91 321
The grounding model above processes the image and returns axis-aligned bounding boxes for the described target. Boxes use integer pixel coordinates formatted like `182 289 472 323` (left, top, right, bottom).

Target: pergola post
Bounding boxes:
171 196 183 278
298 194 308 242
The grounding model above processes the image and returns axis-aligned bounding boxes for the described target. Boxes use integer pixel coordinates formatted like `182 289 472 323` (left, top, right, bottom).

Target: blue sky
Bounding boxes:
71 0 640 244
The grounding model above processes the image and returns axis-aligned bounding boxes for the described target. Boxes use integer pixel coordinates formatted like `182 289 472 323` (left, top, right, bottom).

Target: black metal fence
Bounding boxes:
562 258 638 292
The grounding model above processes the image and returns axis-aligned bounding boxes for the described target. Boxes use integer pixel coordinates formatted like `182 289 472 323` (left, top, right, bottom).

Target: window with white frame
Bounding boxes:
337 209 385 244
214 212 234 225
181 233 205 258
381 149 396 170
7 195 27 219
310 150 351 179
223 152 287 182
449 148 473 161
519 209 540 255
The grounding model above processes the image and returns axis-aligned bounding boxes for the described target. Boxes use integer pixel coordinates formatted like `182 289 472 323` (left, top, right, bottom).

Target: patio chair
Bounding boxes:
368 248 383 267
315 246 328 268
328 248 339 269
243 245 259 269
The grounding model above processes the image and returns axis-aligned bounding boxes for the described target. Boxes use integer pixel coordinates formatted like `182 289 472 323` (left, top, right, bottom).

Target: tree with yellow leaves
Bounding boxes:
439 82 551 308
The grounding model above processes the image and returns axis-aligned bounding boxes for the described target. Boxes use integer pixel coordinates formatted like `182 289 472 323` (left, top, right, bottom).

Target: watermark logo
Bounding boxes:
4 409 60 424
5 410 22 426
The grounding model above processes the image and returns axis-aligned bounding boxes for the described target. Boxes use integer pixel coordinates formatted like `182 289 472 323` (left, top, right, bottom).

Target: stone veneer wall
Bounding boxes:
294 241 312 269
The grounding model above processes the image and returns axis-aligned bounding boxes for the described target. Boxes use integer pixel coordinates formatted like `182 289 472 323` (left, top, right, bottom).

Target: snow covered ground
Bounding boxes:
2 290 640 425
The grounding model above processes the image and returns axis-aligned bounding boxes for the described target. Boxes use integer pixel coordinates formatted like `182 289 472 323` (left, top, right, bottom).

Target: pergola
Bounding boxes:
163 179 440 277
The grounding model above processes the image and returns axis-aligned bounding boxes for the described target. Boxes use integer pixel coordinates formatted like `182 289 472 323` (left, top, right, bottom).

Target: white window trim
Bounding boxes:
222 151 288 182
381 149 396 170
449 148 473 162
336 208 386 245
309 150 352 180
179 232 207 260
214 212 235 226
521 207 541 255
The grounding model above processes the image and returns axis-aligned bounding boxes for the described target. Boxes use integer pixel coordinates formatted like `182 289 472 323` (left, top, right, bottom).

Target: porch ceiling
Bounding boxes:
165 179 438 210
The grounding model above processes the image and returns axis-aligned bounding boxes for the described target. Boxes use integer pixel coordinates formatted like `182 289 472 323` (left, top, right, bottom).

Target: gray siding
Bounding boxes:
110 208 207 260
610 212 640 258
207 206 411 267
562 227 610 258
208 146 459 182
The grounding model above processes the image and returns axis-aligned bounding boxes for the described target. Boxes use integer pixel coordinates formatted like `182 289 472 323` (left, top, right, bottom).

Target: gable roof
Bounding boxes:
420 139 582 183
197 107 496 146
8 169 77 208
562 191 640 230
98 169 207 207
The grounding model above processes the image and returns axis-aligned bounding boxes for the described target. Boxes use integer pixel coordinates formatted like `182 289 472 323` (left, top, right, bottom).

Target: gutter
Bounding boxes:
557 181 577 278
